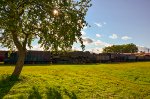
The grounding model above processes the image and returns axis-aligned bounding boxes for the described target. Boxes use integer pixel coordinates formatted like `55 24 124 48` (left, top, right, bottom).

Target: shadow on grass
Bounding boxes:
28 86 42 99
0 76 78 99
28 86 77 99
0 75 19 99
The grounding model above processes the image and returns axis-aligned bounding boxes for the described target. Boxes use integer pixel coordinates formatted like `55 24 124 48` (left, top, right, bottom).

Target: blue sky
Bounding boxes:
74 0 150 52
0 0 150 52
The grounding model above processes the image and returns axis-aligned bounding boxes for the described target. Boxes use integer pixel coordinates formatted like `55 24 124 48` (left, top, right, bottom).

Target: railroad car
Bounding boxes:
144 55 150 61
4 51 52 64
126 54 137 62
0 51 7 62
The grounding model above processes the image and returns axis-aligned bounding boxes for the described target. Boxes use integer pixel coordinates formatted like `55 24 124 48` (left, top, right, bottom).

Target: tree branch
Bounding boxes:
11 31 23 51
23 34 28 50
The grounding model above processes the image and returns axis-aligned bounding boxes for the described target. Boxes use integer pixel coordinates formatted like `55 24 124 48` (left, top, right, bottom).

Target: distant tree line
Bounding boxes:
103 43 138 53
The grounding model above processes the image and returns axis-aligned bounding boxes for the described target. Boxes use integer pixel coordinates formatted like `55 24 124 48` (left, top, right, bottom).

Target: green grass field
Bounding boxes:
0 62 150 99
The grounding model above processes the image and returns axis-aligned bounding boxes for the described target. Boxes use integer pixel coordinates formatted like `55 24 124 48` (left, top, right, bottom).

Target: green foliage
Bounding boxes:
0 0 92 51
103 43 138 53
0 62 150 98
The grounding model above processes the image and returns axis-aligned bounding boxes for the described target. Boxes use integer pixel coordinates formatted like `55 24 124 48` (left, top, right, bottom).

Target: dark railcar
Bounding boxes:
125 54 137 62
4 51 52 64
98 53 111 63
25 51 52 64
110 53 127 62
0 51 8 62
144 55 150 61
0 55 4 62
136 55 145 61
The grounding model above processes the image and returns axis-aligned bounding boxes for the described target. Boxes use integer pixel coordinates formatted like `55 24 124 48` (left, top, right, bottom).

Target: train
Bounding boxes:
0 50 150 64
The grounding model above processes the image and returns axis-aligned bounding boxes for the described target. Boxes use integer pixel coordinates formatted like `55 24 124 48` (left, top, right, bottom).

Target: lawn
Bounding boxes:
0 62 150 99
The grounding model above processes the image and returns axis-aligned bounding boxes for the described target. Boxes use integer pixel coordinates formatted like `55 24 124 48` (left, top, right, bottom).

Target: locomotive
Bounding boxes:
0 50 150 64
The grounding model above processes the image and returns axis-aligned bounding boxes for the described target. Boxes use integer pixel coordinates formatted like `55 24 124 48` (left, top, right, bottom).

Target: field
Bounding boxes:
0 62 150 99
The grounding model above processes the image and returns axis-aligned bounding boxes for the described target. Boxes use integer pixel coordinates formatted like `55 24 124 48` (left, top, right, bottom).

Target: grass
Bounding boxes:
0 62 150 99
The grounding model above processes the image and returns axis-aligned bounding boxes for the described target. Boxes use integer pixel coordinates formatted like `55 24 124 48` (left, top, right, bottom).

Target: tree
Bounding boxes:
102 43 138 53
0 0 91 78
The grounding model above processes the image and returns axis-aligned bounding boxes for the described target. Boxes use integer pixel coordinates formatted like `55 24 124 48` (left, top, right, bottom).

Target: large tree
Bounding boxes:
103 43 138 53
0 0 91 78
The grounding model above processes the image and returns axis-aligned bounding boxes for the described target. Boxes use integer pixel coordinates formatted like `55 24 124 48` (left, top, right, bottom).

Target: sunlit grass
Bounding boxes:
0 62 150 99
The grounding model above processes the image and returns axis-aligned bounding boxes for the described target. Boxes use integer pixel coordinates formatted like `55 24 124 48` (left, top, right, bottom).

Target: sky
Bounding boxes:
0 0 150 52
73 0 150 53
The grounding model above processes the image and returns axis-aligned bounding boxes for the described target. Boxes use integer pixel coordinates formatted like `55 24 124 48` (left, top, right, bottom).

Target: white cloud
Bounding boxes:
94 40 111 47
94 22 107 28
83 37 93 45
96 34 101 38
94 23 102 27
121 36 132 40
86 47 103 53
109 34 118 39
81 31 86 36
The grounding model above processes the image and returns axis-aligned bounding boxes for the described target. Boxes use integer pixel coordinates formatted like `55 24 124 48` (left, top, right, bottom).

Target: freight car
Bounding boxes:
4 51 52 64
98 53 111 63
123 53 137 62
0 51 7 62
144 55 150 61
110 53 127 62
0 54 4 62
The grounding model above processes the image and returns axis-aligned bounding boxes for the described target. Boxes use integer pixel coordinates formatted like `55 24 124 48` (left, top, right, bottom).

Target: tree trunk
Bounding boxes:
11 51 26 78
